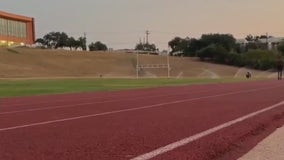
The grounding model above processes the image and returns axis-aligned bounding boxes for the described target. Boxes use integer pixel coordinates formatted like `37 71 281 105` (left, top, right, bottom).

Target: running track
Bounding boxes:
0 80 284 160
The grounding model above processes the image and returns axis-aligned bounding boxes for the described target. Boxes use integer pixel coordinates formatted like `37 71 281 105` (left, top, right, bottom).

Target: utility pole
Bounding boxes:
83 32 87 51
84 32 86 39
145 30 150 44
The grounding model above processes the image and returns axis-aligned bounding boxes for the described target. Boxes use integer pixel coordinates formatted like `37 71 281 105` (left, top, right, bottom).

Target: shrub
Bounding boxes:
243 50 277 70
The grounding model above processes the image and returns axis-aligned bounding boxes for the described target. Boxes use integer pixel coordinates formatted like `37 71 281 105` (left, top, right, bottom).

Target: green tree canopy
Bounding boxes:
278 40 284 55
167 34 236 57
135 43 157 52
36 32 88 51
37 32 69 49
199 34 236 52
168 37 190 56
89 41 108 51
78 37 87 51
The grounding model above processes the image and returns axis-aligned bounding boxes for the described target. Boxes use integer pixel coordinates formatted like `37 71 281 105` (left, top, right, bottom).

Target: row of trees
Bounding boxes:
36 32 108 51
36 32 87 50
36 31 284 70
168 34 236 57
168 34 284 70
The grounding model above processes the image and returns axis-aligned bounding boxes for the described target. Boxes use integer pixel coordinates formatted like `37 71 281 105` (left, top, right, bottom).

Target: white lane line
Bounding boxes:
0 91 160 107
130 101 284 160
0 98 200 132
0 86 194 108
0 81 277 108
0 85 283 132
0 85 281 116
0 91 208 115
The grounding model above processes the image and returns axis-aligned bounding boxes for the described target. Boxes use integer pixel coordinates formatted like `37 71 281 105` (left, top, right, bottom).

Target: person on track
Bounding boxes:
246 71 251 79
276 56 284 80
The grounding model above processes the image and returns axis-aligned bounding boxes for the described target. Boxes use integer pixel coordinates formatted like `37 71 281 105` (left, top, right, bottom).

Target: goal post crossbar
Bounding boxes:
137 64 169 69
136 50 171 78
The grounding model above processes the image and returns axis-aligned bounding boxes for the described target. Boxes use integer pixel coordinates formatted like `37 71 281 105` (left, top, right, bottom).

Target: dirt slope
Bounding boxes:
0 48 275 79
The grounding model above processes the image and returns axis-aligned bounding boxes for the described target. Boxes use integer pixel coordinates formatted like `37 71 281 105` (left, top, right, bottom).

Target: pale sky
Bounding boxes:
1 0 284 50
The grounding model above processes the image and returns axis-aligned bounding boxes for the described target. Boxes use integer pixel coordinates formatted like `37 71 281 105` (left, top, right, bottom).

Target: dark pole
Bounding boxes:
146 30 149 44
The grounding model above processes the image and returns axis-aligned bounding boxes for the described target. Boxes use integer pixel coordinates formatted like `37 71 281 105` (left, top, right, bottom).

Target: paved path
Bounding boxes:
238 126 284 160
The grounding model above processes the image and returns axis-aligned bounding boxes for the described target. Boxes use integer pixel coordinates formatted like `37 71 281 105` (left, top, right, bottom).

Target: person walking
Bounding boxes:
276 57 284 80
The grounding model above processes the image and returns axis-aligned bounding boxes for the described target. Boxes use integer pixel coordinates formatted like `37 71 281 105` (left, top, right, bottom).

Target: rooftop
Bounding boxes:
0 10 33 22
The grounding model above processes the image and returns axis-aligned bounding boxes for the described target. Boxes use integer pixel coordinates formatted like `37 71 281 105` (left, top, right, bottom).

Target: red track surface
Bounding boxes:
0 80 284 160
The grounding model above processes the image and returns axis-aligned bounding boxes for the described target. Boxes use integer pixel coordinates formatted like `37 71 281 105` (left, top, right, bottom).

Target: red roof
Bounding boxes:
0 10 33 22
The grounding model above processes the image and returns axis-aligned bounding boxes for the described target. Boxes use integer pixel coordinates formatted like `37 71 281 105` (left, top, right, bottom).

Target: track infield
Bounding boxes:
0 80 284 160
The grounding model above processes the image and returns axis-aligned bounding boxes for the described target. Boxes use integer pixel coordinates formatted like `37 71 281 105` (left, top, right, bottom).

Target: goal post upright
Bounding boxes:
167 49 170 78
136 51 139 79
135 50 170 79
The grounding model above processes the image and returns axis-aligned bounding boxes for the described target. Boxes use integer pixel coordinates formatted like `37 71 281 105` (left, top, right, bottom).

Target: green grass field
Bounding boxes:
0 78 250 97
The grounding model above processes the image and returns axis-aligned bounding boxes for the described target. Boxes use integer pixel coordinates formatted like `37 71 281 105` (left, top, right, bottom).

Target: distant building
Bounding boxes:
0 10 35 47
236 37 284 50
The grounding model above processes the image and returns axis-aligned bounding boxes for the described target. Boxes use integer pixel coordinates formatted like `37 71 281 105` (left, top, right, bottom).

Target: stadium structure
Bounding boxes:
0 10 35 47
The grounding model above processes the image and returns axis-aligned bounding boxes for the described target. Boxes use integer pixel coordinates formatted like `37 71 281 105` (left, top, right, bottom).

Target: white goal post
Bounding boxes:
136 50 170 78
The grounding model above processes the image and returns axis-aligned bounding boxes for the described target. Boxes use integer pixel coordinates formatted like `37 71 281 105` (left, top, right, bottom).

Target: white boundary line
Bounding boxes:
0 85 282 116
131 100 284 160
0 85 283 132
0 85 193 107
0 91 209 115
1 90 165 107
0 81 276 108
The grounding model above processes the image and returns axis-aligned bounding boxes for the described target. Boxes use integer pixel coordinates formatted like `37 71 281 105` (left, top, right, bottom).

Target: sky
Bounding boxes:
1 0 284 50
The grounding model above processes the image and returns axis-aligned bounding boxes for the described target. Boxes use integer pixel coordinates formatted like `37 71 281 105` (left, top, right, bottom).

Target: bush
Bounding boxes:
197 44 215 60
196 44 277 70
197 44 228 62
226 53 245 66
242 50 277 70
278 40 284 55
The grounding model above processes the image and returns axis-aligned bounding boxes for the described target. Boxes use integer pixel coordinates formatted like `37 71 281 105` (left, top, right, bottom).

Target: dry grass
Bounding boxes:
0 48 276 79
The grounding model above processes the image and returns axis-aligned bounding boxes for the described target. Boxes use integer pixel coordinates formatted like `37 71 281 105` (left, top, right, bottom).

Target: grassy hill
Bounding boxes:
0 48 276 79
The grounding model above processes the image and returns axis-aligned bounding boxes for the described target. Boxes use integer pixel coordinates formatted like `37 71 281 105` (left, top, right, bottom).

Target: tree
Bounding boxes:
168 37 192 56
36 32 69 49
245 34 254 42
135 43 157 52
55 32 68 49
199 34 236 52
78 37 87 51
168 34 236 57
278 40 284 55
36 32 88 50
89 41 108 51
35 38 46 47
184 38 203 57
168 37 183 53
243 49 276 70
196 44 227 62
66 37 77 50
244 34 270 51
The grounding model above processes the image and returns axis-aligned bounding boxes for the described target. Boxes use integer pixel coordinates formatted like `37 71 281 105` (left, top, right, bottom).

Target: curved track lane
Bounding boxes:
0 80 284 160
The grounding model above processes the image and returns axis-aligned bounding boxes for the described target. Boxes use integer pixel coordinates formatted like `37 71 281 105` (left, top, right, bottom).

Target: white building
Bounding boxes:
236 37 284 50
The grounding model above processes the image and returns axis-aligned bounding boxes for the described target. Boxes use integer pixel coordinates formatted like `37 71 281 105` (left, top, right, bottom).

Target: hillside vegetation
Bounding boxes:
0 48 276 79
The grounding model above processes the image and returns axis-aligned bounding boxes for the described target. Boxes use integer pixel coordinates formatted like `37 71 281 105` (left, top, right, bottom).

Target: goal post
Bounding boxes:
136 50 170 79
